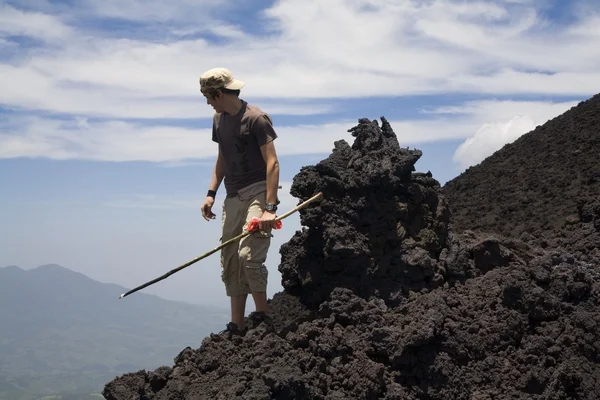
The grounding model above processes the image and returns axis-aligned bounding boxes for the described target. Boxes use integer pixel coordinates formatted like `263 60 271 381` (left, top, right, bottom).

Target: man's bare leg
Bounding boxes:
251 291 268 314
231 294 247 330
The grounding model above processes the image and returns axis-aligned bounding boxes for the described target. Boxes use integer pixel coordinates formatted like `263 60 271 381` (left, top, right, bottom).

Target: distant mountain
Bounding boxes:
0 264 229 400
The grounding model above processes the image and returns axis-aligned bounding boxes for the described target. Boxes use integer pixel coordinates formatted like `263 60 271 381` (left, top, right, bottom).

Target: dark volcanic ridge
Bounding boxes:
443 93 600 240
103 113 600 400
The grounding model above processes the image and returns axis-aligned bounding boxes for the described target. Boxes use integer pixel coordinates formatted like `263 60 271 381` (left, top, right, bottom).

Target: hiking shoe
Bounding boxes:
220 322 247 338
246 311 274 330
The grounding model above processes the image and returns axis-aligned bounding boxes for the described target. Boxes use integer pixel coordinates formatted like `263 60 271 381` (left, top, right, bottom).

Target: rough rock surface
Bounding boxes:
278 117 452 308
518 196 600 266
103 112 600 399
443 93 600 239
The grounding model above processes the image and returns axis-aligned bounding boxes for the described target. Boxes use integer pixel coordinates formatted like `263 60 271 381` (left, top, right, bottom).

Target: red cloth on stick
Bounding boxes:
246 217 282 232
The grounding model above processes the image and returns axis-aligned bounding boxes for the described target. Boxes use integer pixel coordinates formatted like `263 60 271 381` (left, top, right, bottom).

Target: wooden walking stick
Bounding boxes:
119 192 323 299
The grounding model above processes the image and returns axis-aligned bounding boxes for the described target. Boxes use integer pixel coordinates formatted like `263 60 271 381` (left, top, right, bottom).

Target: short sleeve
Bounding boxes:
251 114 278 146
211 114 219 143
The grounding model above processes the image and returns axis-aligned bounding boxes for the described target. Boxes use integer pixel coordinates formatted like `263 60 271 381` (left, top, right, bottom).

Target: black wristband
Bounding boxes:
207 190 217 198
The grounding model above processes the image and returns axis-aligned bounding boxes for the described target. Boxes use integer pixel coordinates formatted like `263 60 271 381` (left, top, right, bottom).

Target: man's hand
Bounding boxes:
259 210 277 230
201 196 216 221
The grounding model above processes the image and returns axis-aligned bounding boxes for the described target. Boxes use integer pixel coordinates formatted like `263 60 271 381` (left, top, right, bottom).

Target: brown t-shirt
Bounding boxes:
212 100 278 196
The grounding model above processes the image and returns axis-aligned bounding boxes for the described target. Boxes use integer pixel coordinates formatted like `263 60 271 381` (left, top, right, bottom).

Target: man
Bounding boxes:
199 67 279 335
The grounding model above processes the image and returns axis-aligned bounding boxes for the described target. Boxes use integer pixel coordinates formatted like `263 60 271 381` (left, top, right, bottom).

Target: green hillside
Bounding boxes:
0 264 228 399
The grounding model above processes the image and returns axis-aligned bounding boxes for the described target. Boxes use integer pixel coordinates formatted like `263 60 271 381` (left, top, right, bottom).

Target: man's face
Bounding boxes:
204 90 224 113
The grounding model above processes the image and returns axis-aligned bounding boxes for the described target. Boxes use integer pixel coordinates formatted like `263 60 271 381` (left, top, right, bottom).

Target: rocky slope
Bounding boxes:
443 93 600 239
103 108 600 399
442 94 600 278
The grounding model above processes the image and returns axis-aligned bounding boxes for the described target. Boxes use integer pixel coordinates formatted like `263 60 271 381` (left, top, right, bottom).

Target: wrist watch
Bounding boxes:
265 203 277 213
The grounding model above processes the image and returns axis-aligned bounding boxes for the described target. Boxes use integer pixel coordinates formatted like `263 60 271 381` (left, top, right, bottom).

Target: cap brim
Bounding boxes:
225 79 245 90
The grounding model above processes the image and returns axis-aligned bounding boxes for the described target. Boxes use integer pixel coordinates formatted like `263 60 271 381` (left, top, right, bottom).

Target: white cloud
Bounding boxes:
0 1 597 167
0 37 16 47
0 68 335 121
0 113 481 162
0 115 353 162
81 0 224 22
427 99 580 122
1 0 599 122
453 115 536 169
0 4 73 43
566 15 600 38
0 98 580 163
448 70 600 95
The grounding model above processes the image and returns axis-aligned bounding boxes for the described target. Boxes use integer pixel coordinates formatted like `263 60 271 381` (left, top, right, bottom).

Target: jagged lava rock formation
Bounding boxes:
278 117 451 308
103 116 600 400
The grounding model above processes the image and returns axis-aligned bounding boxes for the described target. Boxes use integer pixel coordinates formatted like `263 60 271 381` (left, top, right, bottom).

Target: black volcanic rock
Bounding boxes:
278 117 453 309
103 113 600 400
443 93 600 239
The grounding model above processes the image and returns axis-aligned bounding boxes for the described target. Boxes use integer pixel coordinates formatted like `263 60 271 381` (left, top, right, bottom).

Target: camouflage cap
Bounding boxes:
199 67 245 95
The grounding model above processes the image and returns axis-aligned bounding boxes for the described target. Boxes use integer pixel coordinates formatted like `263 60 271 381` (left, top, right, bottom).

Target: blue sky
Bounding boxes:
1 0 599 308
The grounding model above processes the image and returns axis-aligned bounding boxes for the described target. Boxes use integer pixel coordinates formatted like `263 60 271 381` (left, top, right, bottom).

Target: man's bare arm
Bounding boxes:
209 148 226 193
260 141 279 205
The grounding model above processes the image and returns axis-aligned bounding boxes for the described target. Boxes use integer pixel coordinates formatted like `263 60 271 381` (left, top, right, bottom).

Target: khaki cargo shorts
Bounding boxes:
220 181 271 297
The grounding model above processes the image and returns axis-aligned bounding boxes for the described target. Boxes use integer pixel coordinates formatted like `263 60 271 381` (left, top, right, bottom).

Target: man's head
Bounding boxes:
199 67 245 113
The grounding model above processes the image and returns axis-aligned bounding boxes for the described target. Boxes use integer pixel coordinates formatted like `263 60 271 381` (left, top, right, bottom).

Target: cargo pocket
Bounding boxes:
245 261 268 293
239 228 270 289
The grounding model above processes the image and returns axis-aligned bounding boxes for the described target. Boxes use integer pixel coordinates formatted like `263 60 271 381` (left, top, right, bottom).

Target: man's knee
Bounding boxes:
222 265 251 296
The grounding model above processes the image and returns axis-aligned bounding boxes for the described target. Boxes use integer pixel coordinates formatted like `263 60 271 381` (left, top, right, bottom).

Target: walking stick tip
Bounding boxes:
119 293 125 299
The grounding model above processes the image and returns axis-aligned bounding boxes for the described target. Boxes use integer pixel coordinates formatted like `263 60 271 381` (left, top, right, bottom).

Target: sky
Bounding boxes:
1 0 599 308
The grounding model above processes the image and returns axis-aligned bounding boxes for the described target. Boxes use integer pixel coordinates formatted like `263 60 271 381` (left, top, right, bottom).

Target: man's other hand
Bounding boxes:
201 197 216 221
